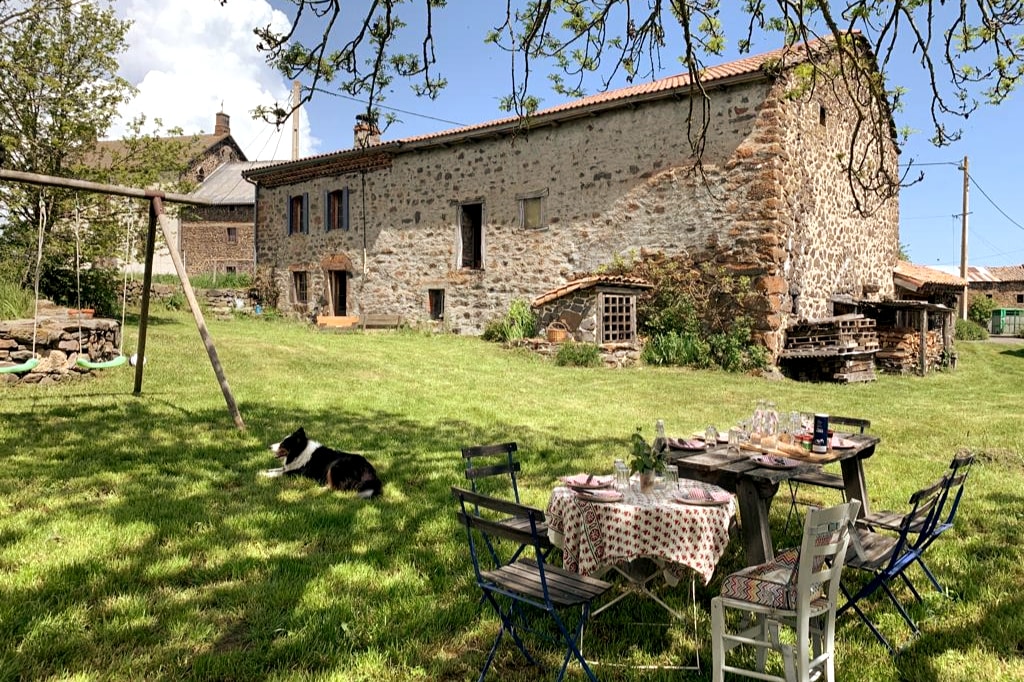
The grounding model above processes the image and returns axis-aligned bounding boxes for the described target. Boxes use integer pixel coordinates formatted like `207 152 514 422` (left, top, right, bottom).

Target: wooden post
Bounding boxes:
133 202 158 395
151 195 246 431
918 309 928 376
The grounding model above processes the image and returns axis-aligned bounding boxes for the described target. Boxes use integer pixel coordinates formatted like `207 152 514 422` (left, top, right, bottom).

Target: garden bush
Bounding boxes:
955 318 989 340
482 298 536 342
554 340 602 367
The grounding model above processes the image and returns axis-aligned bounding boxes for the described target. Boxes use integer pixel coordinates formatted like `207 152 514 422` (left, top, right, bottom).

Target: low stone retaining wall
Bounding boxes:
0 317 122 385
512 338 643 368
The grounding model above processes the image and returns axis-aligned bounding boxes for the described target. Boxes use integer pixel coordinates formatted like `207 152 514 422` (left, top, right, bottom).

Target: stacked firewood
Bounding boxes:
875 328 942 374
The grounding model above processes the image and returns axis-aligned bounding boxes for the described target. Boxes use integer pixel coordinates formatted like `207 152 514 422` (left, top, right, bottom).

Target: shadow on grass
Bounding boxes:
0 396 659 681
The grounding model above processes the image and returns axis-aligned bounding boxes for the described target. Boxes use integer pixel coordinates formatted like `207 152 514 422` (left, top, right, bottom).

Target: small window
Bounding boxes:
225 265 237 275
819 104 827 126
326 188 350 231
1017 294 1024 304
599 292 636 343
226 227 237 244
287 194 309 235
292 271 308 305
521 197 544 229
428 289 445 320
459 202 483 270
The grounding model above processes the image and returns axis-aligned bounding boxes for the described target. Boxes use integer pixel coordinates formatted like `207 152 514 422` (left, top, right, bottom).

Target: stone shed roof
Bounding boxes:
893 261 966 291
531 275 653 307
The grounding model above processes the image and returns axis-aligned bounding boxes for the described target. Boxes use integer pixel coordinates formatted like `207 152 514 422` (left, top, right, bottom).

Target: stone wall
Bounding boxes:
180 205 256 276
0 318 122 385
252 61 899 357
971 282 1024 311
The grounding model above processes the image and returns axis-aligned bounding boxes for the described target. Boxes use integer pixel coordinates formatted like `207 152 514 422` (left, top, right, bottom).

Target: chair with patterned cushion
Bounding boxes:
712 499 861 682
784 416 871 533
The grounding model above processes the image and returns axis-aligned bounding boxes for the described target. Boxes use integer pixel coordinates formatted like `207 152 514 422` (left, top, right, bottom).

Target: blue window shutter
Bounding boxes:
286 195 293 234
342 188 350 231
302 192 309 234
324 191 332 232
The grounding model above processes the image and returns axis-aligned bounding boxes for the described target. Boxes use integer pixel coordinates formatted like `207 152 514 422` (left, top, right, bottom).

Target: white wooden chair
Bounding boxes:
711 499 861 682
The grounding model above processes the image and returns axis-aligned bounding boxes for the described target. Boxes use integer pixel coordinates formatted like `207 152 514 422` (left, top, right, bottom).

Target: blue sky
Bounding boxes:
115 1 1024 268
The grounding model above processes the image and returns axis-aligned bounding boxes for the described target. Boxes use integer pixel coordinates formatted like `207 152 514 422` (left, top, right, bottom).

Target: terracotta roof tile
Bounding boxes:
893 261 967 289
531 275 653 307
246 36 841 181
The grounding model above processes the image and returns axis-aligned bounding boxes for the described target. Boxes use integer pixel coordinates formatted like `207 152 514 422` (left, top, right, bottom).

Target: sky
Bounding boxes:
109 0 1024 269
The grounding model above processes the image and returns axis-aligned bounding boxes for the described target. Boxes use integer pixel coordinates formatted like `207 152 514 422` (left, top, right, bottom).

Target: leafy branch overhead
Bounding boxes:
230 2 1021 152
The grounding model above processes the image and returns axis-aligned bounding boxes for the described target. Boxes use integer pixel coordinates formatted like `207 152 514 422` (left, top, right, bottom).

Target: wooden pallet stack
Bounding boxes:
779 314 879 383
876 327 942 374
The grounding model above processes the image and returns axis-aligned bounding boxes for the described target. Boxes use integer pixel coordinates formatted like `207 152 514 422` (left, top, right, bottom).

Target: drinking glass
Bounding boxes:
665 464 679 487
705 425 719 449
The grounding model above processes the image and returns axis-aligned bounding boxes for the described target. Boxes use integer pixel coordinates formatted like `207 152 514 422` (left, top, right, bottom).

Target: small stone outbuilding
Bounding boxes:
531 275 653 345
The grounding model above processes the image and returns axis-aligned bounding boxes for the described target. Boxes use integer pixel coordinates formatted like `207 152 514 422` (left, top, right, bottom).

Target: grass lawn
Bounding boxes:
1 310 1023 681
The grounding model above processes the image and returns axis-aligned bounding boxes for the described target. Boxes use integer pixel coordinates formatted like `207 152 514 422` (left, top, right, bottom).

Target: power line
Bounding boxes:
310 86 468 127
967 173 1024 232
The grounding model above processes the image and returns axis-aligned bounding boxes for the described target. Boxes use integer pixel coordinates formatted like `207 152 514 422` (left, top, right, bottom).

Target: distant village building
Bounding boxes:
243 37 900 357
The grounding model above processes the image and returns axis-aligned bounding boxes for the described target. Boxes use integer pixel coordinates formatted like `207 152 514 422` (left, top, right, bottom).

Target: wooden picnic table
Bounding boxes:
666 433 879 566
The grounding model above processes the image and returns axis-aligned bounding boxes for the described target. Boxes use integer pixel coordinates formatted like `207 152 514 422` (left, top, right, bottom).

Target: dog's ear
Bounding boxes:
295 427 306 438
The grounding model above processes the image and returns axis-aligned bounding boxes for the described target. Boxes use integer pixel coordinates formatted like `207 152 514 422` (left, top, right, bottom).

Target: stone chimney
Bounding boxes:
215 111 230 136
353 114 380 148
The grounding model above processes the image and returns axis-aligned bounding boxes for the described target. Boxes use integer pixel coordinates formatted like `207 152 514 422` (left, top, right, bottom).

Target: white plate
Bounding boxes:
560 474 615 490
575 489 624 503
750 454 800 469
673 488 732 506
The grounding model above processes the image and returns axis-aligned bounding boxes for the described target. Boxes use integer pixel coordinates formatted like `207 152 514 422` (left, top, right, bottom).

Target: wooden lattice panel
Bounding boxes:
600 294 634 343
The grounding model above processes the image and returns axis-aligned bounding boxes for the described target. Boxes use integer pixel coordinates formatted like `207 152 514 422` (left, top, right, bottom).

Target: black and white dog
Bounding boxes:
261 427 383 498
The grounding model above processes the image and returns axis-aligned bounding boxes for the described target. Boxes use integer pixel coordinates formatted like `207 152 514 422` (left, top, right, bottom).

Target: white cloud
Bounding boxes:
109 0 320 160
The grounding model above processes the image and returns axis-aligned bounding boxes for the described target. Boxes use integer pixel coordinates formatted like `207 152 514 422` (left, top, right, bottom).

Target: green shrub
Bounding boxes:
554 341 602 367
482 298 537 342
641 330 712 368
0 278 35 320
955 318 989 341
39 266 122 318
968 296 996 328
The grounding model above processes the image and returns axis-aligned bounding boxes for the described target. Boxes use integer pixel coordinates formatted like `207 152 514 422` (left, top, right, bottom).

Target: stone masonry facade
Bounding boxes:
180 205 256 276
249 44 898 358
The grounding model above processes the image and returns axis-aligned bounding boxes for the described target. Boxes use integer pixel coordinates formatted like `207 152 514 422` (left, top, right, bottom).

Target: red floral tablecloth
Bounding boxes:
545 481 736 584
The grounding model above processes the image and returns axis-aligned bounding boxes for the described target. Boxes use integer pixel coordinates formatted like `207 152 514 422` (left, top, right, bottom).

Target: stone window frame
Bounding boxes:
516 188 548 230
292 271 309 307
325 187 350 232
428 288 445 320
226 227 238 244
287 193 309 235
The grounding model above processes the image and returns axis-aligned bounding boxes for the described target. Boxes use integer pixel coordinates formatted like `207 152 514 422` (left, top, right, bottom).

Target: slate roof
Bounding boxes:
531 275 653 307
189 161 276 205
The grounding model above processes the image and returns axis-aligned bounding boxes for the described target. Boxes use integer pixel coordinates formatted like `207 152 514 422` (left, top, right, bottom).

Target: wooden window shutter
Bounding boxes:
287 195 294 234
302 193 309 234
342 188 350 231
324 191 332 232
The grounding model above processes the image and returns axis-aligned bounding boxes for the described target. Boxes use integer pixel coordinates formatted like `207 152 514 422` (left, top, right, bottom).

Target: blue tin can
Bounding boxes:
812 413 829 453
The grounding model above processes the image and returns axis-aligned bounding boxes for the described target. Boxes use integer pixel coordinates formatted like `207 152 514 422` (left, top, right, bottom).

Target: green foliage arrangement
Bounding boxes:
628 427 665 475
955 318 989 341
481 298 537 342
553 341 602 367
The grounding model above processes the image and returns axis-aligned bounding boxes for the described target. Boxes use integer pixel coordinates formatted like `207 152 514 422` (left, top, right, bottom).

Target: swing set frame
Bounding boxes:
0 168 245 431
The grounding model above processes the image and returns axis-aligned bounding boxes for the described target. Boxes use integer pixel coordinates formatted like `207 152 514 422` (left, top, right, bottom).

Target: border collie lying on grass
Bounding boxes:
261 427 383 498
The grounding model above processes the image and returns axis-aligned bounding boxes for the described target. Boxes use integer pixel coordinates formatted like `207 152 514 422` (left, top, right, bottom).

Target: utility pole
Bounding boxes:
959 155 969 320
291 80 301 161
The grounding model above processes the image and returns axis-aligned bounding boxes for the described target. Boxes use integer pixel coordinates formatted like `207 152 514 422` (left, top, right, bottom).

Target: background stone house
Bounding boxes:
95 111 249 275
244 38 900 356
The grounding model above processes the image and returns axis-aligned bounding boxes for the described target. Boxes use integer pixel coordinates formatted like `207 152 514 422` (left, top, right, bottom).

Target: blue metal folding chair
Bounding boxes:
838 475 947 654
452 486 611 681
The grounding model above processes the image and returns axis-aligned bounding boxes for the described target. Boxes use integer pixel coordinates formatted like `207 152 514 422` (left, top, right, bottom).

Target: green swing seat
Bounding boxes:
76 355 128 370
0 357 41 374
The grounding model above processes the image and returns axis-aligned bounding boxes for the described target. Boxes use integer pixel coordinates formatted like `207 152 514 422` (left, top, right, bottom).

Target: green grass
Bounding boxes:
2 311 1023 680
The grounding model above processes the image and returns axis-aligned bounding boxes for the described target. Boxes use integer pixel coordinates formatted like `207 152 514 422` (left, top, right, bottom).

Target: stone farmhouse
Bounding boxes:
243 37 900 356
94 112 255 276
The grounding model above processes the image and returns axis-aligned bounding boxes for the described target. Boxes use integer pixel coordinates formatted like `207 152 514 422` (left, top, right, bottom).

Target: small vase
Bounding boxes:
639 470 656 493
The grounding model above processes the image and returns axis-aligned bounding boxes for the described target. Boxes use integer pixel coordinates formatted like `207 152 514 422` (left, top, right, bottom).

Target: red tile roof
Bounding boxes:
893 261 967 290
246 36 844 184
531 275 653 307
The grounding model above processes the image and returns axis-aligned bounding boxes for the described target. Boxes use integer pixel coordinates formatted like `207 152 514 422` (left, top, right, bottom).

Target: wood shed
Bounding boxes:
531 275 653 346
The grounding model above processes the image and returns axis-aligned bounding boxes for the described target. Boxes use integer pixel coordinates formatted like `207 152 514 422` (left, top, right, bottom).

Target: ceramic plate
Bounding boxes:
673 488 732 506
575 489 624 503
750 454 800 469
666 437 707 451
830 435 856 449
560 474 615 490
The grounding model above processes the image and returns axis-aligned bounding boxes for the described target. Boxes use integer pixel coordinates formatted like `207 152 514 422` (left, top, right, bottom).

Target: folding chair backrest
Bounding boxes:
829 416 871 434
936 452 974 531
461 442 523 503
451 486 547 579
851 475 947 568
797 499 861 610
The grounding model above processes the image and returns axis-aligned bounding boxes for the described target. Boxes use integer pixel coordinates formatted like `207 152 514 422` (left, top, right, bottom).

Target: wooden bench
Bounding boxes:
316 314 404 331
359 314 403 330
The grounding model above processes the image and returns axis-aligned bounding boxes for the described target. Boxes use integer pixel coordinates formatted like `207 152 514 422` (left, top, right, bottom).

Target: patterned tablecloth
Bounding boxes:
545 480 737 585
